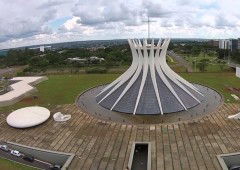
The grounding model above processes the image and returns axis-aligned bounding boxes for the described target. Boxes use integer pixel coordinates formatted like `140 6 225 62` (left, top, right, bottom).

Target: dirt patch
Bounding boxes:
21 96 39 104
226 87 240 97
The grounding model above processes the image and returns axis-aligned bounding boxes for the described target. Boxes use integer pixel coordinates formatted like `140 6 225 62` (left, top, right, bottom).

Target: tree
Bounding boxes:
196 59 209 72
217 49 230 60
230 51 240 64
29 56 49 69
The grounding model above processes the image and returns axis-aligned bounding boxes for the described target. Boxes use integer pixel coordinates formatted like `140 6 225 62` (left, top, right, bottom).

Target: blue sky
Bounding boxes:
0 0 240 49
49 17 71 31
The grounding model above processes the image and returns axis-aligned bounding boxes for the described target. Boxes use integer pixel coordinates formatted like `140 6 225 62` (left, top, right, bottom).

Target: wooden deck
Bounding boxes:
0 103 240 170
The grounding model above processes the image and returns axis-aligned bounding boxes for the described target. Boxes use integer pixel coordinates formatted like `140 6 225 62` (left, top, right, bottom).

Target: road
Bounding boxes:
168 50 193 72
0 145 51 169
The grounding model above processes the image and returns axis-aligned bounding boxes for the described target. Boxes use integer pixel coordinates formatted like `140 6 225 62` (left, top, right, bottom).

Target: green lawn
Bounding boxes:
205 64 231 72
0 74 119 112
181 72 240 103
180 52 231 72
0 72 239 112
36 74 118 105
0 157 37 170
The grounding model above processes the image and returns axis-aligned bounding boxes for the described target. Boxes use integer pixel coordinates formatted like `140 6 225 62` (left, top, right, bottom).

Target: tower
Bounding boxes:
96 38 204 115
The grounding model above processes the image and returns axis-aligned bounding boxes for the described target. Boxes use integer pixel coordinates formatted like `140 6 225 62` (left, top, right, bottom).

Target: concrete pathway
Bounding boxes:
0 76 48 107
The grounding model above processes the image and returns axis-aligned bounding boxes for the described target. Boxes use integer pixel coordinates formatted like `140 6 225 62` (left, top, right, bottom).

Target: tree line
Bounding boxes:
0 44 132 74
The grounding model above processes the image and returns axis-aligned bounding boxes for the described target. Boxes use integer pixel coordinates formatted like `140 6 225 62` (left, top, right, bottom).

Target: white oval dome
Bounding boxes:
7 106 50 128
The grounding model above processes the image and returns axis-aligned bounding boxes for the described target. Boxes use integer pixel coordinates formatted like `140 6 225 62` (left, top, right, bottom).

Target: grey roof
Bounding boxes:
95 38 204 115
96 70 203 114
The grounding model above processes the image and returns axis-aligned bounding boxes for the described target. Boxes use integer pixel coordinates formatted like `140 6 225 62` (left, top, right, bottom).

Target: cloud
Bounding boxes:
0 0 75 44
142 1 175 18
37 0 71 9
72 0 139 26
0 0 55 43
1 0 240 49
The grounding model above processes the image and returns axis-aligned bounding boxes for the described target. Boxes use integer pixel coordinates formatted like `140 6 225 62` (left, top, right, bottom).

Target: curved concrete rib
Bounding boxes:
133 39 149 114
161 63 201 103
149 39 163 114
98 39 139 104
157 39 201 103
166 65 203 95
155 40 187 110
111 39 144 111
161 57 203 96
161 47 201 94
159 39 203 96
96 39 138 97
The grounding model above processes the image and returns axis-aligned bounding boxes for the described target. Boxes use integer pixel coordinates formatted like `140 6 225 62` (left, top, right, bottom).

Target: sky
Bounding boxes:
0 0 240 49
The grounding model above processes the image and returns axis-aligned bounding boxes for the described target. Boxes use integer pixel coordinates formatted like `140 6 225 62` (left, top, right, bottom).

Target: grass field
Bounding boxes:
181 72 240 103
180 52 231 72
0 74 119 112
0 157 36 170
0 72 239 112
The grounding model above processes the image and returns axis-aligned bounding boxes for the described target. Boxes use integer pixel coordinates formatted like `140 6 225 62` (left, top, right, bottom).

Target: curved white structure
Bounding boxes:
0 76 48 107
7 106 50 128
96 38 204 115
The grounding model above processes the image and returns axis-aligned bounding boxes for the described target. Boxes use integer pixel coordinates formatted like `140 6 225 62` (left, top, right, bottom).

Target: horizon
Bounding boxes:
1 0 240 50
0 37 230 51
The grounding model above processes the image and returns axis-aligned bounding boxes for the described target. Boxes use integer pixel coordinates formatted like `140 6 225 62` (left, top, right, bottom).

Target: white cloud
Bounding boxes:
1 0 240 49
62 17 80 30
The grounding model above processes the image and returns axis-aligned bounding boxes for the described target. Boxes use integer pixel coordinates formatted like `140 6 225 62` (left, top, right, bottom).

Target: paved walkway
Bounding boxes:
0 103 240 169
0 76 47 107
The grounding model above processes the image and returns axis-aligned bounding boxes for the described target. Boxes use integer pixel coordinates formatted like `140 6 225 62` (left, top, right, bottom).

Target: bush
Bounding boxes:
16 71 26 76
85 67 107 74
23 66 39 73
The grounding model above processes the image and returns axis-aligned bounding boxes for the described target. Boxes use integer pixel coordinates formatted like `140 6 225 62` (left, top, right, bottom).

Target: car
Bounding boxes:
10 150 21 157
0 145 9 152
230 165 240 170
23 154 34 162
50 164 61 170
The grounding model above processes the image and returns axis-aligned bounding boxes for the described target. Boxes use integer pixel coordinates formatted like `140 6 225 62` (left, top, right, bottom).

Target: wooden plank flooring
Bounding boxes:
0 103 240 170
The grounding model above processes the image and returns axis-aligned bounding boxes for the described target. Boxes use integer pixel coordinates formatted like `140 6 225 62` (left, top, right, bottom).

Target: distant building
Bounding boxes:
87 46 106 52
208 40 219 47
67 57 87 63
67 56 105 65
230 39 238 51
219 39 231 50
89 56 105 62
40 46 44 52
219 39 240 51
238 38 240 50
29 45 51 52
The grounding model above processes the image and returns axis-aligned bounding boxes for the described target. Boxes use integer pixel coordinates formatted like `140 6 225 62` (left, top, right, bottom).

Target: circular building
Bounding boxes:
96 39 204 115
